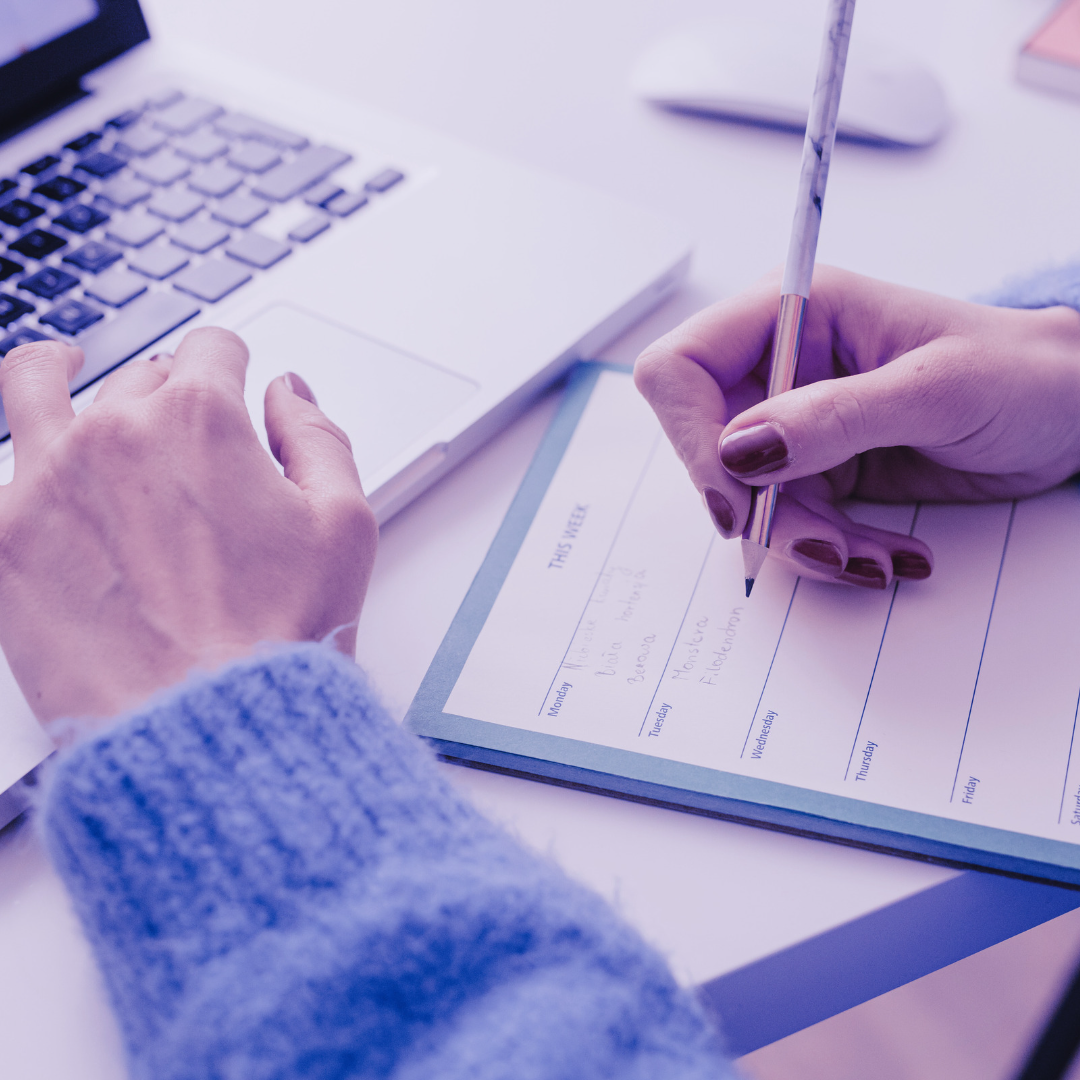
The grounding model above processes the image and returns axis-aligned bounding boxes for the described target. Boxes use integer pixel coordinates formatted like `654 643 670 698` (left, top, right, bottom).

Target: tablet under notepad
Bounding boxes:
407 362 1080 887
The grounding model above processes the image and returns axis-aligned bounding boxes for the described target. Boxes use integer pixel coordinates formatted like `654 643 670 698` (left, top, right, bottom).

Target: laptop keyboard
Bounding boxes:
0 88 405 402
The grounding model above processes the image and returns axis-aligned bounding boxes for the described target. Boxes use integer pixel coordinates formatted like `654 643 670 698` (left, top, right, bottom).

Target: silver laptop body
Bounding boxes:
0 0 691 819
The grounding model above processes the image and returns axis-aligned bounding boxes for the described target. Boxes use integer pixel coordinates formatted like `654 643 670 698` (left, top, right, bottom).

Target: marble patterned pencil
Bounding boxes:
742 0 857 597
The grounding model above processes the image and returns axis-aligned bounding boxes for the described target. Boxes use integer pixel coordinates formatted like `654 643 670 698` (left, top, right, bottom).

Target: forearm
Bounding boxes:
43 644 732 1080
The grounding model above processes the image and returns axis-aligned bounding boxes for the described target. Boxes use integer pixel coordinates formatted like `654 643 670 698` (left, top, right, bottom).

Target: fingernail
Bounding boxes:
702 487 735 536
840 557 888 589
788 538 844 573
720 423 789 478
892 552 932 580
148 352 172 362
285 371 317 405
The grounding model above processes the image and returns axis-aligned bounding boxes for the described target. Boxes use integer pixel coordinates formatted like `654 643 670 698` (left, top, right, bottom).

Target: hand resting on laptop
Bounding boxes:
635 265 1080 589
0 328 377 724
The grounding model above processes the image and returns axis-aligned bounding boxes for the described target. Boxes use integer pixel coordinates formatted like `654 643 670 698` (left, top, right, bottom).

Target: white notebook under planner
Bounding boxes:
409 363 1080 886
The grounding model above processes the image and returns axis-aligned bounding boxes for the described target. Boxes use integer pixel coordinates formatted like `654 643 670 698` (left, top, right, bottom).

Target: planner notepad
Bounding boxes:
407 363 1080 886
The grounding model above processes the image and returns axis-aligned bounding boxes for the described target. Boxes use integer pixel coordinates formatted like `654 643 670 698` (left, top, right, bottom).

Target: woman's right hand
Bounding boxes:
634 266 1080 589
0 329 377 725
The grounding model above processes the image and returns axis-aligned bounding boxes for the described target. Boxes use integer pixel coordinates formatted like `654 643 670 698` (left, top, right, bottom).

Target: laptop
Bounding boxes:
0 0 691 823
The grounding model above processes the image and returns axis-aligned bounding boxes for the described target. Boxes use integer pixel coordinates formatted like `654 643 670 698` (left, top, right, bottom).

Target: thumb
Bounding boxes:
717 343 985 484
264 372 365 499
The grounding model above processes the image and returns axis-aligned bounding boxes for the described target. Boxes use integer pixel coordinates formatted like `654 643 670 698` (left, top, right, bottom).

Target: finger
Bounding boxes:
634 349 749 536
766 492 850 581
717 341 992 487
92 353 172 403
167 327 249 397
639 274 781 390
798 495 934 581
264 373 364 499
0 340 83 459
768 493 928 589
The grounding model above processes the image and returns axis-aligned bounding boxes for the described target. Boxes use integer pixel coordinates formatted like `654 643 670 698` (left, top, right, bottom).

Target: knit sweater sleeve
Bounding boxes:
42 643 734 1080
982 262 1080 311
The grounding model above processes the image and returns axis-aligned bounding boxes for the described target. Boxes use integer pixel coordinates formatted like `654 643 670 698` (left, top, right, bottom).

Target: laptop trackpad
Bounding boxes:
238 304 478 481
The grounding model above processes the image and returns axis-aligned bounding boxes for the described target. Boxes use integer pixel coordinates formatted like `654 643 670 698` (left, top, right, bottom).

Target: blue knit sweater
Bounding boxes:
42 644 734 1080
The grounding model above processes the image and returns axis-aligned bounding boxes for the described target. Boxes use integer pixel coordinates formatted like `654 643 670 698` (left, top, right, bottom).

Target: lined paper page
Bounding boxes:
445 369 1080 845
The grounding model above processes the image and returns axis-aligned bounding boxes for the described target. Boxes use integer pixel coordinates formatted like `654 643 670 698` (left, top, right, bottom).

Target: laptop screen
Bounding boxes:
0 2 101 68
0 0 148 140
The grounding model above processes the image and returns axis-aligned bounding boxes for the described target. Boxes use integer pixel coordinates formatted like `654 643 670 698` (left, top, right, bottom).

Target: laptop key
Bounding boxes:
54 203 110 234
0 327 52 355
107 109 143 130
84 269 148 308
41 299 103 335
129 244 190 280
252 146 352 202
20 267 79 299
75 292 201 388
64 241 123 274
288 213 330 243
147 88 183 110
98 176 153 210
0 294 35 327
0 257 22 281
365 168 405 193
32 176 87 202
22 155 60 177
171 219 230 254
153 98 223 136
134 151 191 186
76 151 127 178
225 232 291 269
227 142 281 173
174 130 229 162
326 191 368 217
303 181 343 207
0 200 45 227
106 212 164 248
0 179 16 199
212 193 268 228
147 188 204 222
173 259 251 303
215 113 308 150
188 164 244 198
115 123 168 157
64 132 101 154
9 230 66 259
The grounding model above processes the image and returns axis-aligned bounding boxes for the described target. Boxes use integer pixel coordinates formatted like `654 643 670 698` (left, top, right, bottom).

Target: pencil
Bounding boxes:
742 0 857 597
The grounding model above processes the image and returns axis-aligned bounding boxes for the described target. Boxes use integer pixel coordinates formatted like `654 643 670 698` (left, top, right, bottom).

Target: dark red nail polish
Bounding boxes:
702 487 736 535
892 552 932 580
720 423 789 478
840 557 888 589
285 371 317 405
788 538 844 573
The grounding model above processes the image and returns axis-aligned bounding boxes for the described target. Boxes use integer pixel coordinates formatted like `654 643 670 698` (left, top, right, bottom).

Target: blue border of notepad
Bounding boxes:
405 361 1080 890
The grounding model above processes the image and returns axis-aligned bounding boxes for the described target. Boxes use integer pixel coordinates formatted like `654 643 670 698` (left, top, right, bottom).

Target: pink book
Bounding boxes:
1019 0 1080 97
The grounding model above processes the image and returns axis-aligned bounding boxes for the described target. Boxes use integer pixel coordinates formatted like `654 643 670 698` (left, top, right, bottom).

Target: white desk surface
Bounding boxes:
2 0 1076 1074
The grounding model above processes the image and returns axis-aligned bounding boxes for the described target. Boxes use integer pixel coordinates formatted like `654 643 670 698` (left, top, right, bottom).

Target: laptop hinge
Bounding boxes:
0 80 91 147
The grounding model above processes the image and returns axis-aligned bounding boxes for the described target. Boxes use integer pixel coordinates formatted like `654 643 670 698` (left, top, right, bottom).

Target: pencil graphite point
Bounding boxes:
745 578 755 598
741 539 768 597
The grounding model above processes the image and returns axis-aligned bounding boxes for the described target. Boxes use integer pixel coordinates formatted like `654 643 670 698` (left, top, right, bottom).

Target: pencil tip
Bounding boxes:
741 538 768 593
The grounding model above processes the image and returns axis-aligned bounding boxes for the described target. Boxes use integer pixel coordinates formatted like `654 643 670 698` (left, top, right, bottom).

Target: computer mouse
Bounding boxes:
631 14 950 148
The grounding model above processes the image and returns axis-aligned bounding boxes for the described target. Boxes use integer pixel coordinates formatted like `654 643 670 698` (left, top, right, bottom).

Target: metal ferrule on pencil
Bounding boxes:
743 293 808 553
